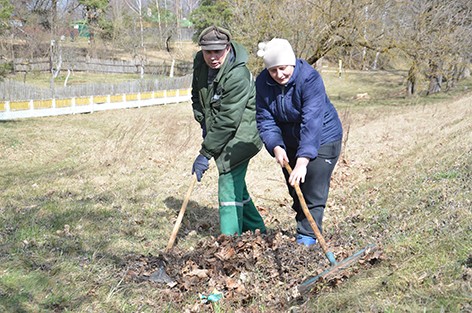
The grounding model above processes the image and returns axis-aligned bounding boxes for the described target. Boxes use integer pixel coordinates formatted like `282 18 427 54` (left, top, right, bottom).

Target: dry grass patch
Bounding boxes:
1 73 471 312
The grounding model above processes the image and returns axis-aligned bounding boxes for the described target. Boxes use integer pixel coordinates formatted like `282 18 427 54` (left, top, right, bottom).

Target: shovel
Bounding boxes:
138 175 196 286
284 163 376 294
165 174 197 252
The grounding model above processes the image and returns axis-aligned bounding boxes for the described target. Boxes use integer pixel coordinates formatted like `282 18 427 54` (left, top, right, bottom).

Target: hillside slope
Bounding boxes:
0 93 470 312
299 95 472 311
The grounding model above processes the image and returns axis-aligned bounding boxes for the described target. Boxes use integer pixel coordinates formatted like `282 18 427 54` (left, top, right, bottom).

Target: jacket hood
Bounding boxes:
223 41 249 72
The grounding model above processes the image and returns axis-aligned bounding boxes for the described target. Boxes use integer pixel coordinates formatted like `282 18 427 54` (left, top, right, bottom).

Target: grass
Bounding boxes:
321 68 472 108
7 71 160 89
314 146 471 312
1 69 471 312
305 77 472 312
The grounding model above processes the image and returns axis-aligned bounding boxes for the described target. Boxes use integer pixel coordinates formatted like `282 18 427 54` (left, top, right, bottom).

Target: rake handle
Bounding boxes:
165 175 197 252
284 163 336 264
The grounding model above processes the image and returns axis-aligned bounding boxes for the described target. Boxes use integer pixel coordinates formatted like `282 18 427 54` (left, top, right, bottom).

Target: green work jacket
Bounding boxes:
191 42 262 174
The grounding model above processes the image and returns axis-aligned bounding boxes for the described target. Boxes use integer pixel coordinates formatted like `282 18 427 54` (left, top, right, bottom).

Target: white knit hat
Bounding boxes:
257 38 296 69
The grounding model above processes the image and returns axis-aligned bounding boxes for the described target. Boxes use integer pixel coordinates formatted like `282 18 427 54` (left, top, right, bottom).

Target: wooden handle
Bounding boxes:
284 163 330 254
165 175 197 252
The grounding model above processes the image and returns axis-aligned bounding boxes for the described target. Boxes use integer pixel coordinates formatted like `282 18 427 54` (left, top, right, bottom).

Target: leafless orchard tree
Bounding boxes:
224 0 393 69
223 0 471 95
388 0 472 95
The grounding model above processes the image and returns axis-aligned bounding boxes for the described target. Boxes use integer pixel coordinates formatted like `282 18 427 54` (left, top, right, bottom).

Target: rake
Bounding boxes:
284 163 377 294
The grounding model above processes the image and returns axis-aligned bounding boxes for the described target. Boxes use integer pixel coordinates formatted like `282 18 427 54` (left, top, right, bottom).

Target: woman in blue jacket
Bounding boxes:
255 38 343 246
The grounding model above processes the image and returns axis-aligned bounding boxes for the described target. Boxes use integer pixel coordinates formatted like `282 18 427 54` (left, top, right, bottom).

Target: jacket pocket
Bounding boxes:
317 140 342 159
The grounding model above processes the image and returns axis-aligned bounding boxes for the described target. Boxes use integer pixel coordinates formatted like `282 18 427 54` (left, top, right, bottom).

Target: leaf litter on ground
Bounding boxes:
121 227 383 309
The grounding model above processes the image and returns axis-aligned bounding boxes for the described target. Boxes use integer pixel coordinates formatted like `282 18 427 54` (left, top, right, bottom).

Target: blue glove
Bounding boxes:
192 154 209 182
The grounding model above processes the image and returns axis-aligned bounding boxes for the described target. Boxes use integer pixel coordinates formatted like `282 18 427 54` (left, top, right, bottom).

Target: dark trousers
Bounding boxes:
283 140 342 237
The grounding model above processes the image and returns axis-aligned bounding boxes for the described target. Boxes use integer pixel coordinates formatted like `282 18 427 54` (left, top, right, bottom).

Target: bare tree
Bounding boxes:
224 0 471 95
225 0 390 69
174 0 199 17
125 0 146 49
389 0 472 95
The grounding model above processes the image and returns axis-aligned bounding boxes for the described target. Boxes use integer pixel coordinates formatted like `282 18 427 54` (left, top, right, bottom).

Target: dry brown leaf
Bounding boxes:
215 246 236 261
187 268 209 279
122 230 383 308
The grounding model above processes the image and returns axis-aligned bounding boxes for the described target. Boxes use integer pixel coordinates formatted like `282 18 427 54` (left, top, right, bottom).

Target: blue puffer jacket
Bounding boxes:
255 59 343 159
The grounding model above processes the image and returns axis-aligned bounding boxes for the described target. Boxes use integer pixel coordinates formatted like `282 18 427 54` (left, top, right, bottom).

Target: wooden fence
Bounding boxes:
0 88 191 120
0 75 192 102
11 57 193 76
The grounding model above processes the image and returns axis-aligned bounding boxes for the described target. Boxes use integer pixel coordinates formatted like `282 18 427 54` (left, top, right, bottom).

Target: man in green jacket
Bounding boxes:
191 25 266 236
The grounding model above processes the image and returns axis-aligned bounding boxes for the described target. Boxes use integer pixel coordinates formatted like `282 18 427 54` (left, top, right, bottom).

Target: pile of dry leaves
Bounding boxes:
122 228 382 311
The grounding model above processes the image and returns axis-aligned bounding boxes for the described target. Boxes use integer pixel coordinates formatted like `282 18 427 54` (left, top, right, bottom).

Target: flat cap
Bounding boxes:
198 26 231 50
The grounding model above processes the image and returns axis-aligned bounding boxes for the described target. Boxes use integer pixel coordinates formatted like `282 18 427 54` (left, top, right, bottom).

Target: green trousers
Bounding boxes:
218 160 266 235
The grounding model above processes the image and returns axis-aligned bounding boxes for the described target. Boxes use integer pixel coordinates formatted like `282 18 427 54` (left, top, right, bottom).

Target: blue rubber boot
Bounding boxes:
296 234 317 247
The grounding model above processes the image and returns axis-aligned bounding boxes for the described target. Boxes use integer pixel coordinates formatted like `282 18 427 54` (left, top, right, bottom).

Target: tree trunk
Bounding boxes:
372 51 380 70
406 62 417 96
427 62 442 95
427 75 442 94
446 64 458 90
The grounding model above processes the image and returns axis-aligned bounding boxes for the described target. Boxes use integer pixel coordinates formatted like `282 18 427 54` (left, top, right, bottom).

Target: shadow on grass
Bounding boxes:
164 196 219 239
0 195 137 311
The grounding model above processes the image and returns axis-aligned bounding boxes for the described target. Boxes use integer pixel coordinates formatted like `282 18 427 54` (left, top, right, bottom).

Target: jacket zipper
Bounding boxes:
280 85 286 118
